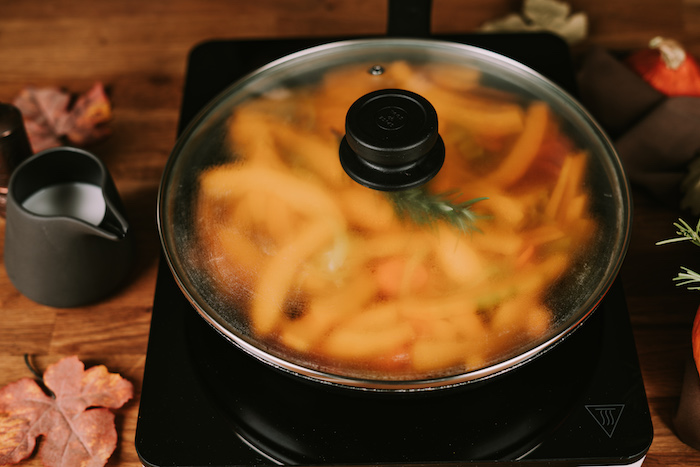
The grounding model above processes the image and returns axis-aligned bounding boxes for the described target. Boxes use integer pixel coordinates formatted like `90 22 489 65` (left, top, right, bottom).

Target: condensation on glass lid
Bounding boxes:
183 56 606 383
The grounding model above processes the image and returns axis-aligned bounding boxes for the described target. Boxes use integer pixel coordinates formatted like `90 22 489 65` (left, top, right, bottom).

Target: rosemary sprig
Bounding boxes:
656 217 700 290
673 267 700 291
655 218 700 247
386 187 487 234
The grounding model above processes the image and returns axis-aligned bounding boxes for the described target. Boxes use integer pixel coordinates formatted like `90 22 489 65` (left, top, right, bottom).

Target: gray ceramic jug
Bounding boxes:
4 147 133 307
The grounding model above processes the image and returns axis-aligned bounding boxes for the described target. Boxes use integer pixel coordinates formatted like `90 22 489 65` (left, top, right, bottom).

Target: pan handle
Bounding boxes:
387 0 432 37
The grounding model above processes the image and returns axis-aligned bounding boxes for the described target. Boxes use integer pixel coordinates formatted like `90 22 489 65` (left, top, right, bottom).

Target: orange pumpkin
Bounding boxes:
694 306 700 375
626 36 700 97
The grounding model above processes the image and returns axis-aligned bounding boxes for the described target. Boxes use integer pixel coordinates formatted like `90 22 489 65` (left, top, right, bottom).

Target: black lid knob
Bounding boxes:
339 89 444 191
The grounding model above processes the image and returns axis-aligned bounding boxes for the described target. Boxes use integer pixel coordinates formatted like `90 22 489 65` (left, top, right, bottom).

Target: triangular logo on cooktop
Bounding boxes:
586 404 625 438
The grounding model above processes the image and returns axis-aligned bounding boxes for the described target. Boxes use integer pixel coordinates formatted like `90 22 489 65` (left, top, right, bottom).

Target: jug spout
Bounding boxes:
97 198 130 240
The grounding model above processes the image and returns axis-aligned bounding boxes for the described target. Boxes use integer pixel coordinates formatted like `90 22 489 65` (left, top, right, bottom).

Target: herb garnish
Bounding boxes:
386 187 488 234
656 218 700 290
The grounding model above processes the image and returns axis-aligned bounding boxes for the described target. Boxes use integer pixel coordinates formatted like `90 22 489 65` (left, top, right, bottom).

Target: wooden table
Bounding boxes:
1 1 700 465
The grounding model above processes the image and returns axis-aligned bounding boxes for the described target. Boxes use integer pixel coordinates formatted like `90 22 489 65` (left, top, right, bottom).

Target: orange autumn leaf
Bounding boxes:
12 82 112 152
0 356 133 467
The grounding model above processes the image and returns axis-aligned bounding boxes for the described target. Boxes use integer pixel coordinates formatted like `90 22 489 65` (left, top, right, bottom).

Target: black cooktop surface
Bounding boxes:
135 33 653 466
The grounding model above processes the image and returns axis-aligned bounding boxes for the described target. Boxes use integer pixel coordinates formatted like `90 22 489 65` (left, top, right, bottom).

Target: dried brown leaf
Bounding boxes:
0 356 133 467
12 83 112 152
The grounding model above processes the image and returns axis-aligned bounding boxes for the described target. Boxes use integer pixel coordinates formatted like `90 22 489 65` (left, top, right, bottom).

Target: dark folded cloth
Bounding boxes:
577 46 664 138
576 46 700 207
615 97 700 204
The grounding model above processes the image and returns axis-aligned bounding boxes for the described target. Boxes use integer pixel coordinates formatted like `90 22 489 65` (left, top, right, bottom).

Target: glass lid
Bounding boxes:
158 38 631 390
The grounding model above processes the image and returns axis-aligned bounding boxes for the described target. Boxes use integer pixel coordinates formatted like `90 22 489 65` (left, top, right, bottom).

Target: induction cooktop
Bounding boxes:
135 32 653 466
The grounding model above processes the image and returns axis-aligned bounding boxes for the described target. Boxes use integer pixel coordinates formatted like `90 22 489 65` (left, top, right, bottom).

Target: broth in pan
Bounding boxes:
192 60 597 380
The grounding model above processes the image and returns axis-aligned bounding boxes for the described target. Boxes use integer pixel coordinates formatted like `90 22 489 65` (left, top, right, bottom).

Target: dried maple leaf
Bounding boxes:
0 356 133 467
12 83 112 153
12 87 69 152
57 83 113 147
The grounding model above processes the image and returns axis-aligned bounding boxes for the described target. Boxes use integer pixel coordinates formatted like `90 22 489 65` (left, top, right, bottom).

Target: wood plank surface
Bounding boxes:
1 1 700 465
